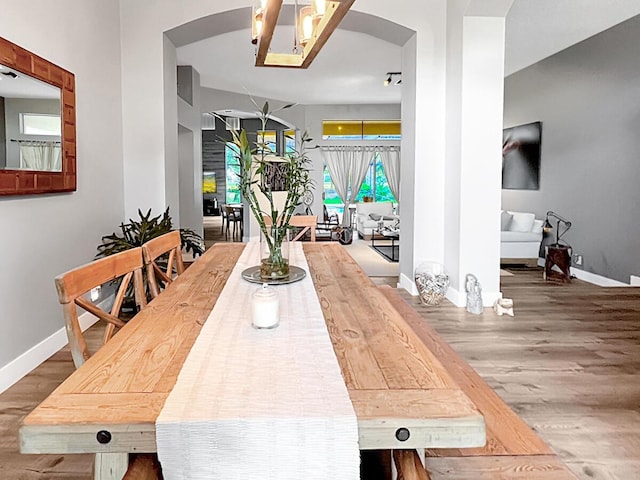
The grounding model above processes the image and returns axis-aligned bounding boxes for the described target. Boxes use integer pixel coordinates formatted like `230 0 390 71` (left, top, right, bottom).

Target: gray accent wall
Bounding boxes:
503 14 640 284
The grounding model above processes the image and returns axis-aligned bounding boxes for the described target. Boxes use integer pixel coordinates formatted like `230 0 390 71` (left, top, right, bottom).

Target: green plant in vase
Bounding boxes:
227 100 312 280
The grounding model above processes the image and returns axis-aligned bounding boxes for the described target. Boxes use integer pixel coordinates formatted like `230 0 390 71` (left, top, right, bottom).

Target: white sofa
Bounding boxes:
500 210 543 265
355 202 398 239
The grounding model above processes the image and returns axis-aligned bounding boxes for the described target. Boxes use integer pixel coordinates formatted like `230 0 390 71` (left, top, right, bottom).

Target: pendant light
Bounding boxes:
253 0 355 69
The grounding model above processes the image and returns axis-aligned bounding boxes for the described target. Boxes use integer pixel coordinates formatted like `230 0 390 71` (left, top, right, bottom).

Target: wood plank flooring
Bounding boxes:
1 267 639 479
397 268 640 480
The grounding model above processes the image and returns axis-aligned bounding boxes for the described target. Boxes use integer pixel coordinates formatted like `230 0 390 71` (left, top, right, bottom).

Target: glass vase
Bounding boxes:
260 225 290 281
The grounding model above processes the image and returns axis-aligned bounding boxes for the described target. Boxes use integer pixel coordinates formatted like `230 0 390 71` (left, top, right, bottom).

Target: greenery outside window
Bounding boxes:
284 129 296 154
225 142 241 204
323 153 396 214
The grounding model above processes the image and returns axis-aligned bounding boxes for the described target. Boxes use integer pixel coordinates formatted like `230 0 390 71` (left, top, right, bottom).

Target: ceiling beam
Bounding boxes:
256 0 355 69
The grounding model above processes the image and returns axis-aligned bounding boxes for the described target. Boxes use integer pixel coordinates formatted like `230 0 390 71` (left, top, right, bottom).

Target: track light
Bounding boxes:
383 71 401 87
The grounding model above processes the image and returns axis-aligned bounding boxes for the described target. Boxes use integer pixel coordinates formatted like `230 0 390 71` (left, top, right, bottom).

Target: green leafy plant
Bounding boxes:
96 207 204 259
96 208 204 305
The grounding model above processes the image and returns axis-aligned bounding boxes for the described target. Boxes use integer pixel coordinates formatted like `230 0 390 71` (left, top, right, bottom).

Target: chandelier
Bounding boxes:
252 0 355 69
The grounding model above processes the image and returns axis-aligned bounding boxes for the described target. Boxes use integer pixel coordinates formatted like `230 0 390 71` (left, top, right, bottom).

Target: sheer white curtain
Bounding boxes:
379 146 400 203
346 147 374 225
19 141 62 171
322 147 353 208
322 146 376 226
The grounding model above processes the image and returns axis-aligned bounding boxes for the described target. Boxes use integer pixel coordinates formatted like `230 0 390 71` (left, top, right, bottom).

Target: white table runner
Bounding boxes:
156 242 360 479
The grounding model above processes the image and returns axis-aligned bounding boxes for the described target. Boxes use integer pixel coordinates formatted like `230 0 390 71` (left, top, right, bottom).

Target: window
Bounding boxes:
322 120 401 140
20 113 61 136
284 129 296 154
323 153 396 213
354 153 396 203
225 143 241 204
257 130 277 154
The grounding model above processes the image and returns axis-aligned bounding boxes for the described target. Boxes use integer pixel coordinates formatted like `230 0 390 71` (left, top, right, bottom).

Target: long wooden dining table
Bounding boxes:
20 242 485 479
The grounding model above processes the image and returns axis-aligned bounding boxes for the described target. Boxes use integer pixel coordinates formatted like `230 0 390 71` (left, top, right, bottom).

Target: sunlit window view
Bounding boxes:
20 113 61 136
225 142 241 204
284 129 296 154
257 130 277 154
324 153 396 217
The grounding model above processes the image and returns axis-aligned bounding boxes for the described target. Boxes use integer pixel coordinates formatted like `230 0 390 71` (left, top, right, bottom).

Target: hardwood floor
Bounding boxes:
1 267 638 479
399 268 640 480
0 333 99 479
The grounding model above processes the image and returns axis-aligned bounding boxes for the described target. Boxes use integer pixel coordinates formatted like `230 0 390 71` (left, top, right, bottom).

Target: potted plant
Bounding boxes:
227 100 313 280
96 207 204 301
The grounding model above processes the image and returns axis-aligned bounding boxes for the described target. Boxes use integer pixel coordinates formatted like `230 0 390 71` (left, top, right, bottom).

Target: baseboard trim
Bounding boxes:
537 257 629 287
0 311 99 395
571 268 628 287
398 273 418 296
446 287 501 308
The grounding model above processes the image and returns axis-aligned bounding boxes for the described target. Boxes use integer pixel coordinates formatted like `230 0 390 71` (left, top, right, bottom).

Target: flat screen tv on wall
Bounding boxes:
502 121 541 190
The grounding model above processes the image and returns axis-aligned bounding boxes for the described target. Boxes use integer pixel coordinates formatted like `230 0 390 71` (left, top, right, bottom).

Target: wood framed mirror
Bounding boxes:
0 36 76 196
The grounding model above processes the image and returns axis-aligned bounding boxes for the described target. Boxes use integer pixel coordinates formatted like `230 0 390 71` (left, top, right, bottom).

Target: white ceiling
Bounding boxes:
0 65 60 99
505 0 640 76
177 27 402 105
176 1 640 105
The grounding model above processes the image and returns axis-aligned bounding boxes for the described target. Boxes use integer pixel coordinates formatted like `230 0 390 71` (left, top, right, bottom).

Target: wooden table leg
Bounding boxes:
95 452 128 480
393 450 431 480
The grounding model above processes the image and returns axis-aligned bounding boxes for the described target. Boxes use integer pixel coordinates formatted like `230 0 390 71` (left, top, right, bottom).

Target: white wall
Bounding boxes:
177 67 204 238
0 0 124 388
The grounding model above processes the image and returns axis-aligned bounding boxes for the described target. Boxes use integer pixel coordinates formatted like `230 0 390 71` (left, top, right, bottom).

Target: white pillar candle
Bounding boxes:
252 283 279 329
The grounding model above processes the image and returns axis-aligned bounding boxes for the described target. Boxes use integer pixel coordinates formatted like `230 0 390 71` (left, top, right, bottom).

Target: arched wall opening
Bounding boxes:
119 0 512 306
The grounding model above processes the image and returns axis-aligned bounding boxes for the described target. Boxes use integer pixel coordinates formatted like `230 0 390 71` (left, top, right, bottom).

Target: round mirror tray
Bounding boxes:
241 265 307 285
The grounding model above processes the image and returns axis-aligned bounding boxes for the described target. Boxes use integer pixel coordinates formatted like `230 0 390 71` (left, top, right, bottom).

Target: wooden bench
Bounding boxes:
379 286 577 480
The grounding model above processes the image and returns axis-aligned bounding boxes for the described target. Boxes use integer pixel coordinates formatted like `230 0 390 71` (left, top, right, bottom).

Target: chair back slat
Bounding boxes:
290 215 317 242
55 247 144 304
263 215 317 241
54 247 146 368
142 231 185 299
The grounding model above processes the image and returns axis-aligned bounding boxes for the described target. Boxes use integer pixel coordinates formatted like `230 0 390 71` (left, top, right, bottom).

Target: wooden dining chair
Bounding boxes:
225 204 243 240
290 215 317 241
263 215 317 242
220 204 228 234
54 247 147 369
141 230 185 299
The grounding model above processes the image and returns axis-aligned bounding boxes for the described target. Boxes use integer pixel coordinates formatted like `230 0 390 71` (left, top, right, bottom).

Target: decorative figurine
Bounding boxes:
465 274 483 314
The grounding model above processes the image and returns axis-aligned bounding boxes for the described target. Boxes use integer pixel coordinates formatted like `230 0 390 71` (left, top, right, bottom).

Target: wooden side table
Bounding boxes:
544 245 572 283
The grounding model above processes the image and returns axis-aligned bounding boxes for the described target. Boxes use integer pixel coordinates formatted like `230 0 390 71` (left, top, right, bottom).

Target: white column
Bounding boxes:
398 2 448 294
445 15 507 306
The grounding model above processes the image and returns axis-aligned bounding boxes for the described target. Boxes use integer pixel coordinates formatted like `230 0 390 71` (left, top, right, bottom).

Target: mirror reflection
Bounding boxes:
0 62 62 172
